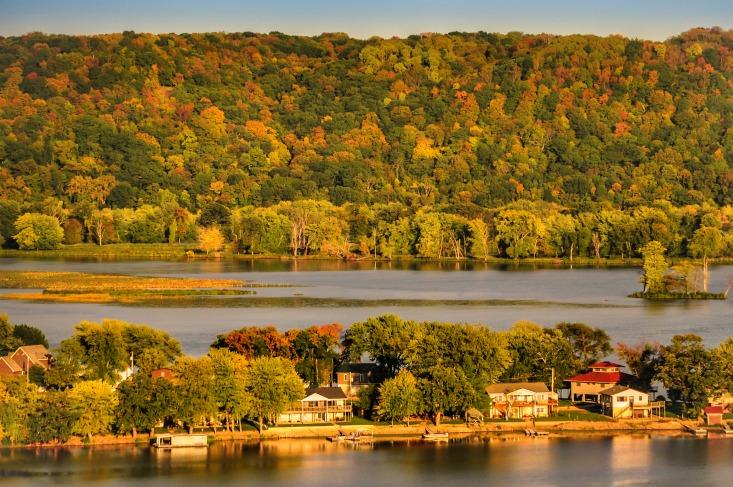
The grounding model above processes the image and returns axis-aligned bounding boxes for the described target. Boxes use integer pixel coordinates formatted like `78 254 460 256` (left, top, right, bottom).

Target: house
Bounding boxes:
0 345 50 377
11 345 50 371
278 386 353 424
704 406 724 426
599 385 665 419
485 382 558 419
566 361 636 403
0 355 23 376
151 367 177 381
334 363 379 398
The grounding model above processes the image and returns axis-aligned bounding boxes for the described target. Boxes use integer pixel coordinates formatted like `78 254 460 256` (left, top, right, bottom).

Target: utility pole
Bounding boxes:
551 367 555 392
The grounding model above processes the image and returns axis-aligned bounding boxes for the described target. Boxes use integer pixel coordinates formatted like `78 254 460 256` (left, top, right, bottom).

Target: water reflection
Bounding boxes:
2 435 733 486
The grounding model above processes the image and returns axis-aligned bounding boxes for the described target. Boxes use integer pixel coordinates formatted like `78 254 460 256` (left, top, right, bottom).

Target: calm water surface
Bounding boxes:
2 436 733 487
0 258 731 354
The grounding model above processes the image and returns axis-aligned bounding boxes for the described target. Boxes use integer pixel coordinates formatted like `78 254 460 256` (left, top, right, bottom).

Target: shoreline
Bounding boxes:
4 418 703 449
2 245 733 267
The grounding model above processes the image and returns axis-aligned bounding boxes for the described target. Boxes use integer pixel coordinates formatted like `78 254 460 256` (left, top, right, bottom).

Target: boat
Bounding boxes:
722 424 733 435
525 428 549 437
152 434 209 448
422 429 449 441
684 425 708 437
329 429 373 444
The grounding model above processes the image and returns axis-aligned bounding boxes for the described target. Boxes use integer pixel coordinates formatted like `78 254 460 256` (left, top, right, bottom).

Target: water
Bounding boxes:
2 435 733 486
0 258 731 354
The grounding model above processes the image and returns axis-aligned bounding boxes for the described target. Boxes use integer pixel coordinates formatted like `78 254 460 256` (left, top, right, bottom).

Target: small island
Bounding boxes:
631 240 730 300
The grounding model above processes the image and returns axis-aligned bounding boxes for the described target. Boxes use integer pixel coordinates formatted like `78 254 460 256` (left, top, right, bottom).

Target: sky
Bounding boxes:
1 0 732 40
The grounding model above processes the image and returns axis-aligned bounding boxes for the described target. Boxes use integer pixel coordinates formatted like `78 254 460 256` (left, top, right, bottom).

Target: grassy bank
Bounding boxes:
0 243 191 259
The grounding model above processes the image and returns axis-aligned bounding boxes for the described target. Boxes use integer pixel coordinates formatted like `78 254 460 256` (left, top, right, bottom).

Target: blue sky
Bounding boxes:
1 0 732 40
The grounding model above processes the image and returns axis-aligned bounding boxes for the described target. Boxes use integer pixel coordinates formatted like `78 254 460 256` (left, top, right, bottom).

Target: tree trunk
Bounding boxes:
569 242 574 262
434 412 442 427
258 416 263 434
703 254 709 292
132 427 137 439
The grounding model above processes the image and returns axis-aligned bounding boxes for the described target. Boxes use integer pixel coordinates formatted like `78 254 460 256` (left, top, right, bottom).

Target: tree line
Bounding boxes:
6 198 733 262
2 313 732 444
1 29 733 254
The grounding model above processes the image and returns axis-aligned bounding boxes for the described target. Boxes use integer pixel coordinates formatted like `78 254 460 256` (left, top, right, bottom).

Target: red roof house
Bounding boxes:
704 406 724 426
566 361 636 403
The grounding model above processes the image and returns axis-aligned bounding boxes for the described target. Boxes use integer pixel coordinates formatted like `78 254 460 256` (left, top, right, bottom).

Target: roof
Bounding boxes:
704 406 724 415
305 386 348 400
12 345 50 365
590 361 623 368
599 385 646 396
0 355 22 373
486 382 550 394
336 363 378 373
566 371 636 384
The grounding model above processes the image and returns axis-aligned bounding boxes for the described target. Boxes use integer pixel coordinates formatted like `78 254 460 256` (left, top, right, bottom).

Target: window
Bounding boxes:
617 396 627 402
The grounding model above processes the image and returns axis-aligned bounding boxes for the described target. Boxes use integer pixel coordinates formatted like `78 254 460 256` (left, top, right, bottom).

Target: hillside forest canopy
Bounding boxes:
1 29 733 259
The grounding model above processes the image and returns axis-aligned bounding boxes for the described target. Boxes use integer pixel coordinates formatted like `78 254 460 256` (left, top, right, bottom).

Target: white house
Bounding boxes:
278 387 352 424
485 382 558 419
599 385 664 418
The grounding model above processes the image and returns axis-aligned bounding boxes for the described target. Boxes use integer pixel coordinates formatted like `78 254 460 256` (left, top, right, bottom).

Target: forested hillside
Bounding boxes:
1 28 733 259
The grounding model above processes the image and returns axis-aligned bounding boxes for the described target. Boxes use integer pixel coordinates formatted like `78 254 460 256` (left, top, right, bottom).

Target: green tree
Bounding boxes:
418 365 475 427
69 380 118 441
173 356 216 433
210 348 251 431
377 370 421 425
689 226 725 291
27 391 79 444
468 218 492 261
245 356 304 433
13 213 64 250
0 314 20 355
555 322 612 369
640 241 668 294
116 375 175 437
0 377 39 444
342 314 418 378
494 209 546 259
655 334 719 418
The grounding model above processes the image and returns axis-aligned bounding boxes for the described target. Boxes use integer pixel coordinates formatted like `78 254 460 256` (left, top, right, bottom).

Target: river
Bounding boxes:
0 258 731 354
2 435 733 486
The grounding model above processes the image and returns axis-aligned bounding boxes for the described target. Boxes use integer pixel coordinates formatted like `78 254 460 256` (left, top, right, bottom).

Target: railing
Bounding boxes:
283 405 352 414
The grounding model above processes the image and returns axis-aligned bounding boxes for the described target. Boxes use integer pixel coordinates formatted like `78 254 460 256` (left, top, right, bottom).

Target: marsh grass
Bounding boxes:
0 270 266 304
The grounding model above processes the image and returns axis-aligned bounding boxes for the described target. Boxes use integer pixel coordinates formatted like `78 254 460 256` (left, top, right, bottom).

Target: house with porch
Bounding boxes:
566 361 636 403
278 386 353 424
599 385 665 418
485 382 558 419
333 363 380 398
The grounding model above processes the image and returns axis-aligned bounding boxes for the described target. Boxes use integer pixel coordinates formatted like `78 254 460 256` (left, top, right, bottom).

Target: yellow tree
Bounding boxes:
197 226 225 255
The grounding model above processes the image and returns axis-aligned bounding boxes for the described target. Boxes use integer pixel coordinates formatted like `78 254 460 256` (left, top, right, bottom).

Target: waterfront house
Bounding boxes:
566 361 636 403
0 345 50 377
599 385 665 418
704 406 724 426
485 382 558 419
334 363 380 398
278 386 353 424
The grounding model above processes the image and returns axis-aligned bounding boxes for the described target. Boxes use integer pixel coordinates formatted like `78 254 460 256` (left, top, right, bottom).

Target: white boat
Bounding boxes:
422 431 449 441
153 434 209 448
